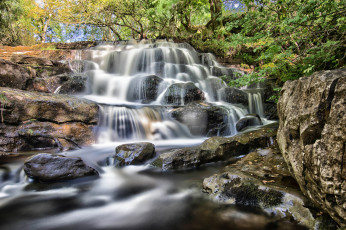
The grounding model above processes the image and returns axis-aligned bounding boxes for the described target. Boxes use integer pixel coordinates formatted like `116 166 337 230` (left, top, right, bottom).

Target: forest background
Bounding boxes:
0 0 344 97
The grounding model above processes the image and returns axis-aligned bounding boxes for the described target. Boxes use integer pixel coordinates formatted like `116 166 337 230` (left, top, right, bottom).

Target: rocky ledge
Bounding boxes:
202 145 338 229
0 87 99 152
277 68 345 226
154 123 277 170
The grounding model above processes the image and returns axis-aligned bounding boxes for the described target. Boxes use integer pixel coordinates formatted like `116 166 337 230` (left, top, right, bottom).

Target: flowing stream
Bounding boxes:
0 41 295 230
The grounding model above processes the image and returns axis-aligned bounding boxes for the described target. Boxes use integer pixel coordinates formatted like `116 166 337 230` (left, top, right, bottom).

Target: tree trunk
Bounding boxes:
209 0 223 30
41 13 52 43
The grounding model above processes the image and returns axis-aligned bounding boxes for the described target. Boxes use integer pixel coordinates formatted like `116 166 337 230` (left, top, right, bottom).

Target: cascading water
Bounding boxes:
0 41 303 230
81 40 265 141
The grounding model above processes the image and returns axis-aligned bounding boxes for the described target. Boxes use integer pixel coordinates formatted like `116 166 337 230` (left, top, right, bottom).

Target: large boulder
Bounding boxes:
0 87 98 152
114 142 155 166
24 153 98 182
170 102 225 136
127 75 163 103
277 68 346 226
0 59 34 89
162 82 205 105
218 87 248 106
155 123 278 170
0 87 98 124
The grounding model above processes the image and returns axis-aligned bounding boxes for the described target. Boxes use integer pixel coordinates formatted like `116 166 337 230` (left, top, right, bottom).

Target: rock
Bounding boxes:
264 102 278 120
24 153 98 182
218 87 248 106
210 66 244 79
202 169 320 229
0 59 34 89
170 102 225 136
0 87 98 124
11 55 53 66
0 121 95 152
59 75 87 94
236 114 263 131
11 55 71 78
162 82 205 105
0 87 98 152
127 75 163 103
55 41 97 50
156 123 278 170
114 142 155 166
277 68 346 226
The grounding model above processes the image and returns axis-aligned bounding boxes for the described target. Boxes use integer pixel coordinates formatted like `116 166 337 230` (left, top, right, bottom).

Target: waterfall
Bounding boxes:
79 41 266 141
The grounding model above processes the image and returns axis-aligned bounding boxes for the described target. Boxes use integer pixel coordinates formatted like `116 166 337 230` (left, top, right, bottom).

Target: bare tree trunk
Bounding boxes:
41 13 52 43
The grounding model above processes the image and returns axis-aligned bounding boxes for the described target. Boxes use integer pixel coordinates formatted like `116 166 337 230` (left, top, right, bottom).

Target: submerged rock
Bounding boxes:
114 142 155 166
156 123 277 170
236 114 263 131
277 68 346 226
24 153 98 182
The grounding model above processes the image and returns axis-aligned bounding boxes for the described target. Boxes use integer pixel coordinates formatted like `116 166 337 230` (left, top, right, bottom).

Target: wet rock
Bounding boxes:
170 102 225 136
277 68 346 226
218 87 248 106
59 75 87 94
114 142 155 166
127 75 163 103
0 59 34 89
210 66 244 79
24 153 98 182
236 114 263 131
162 82 205 105
264 102 278 120
0 87 98 124
0 87 98 152
28 75 66 93
156 123 277 170
202 169 319 229
0 121 96 152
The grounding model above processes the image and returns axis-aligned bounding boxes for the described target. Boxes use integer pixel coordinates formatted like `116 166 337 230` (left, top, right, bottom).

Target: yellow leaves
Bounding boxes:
261 63 276 69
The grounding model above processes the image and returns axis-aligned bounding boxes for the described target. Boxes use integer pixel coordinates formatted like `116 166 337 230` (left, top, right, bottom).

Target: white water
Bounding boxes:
77 41 265 142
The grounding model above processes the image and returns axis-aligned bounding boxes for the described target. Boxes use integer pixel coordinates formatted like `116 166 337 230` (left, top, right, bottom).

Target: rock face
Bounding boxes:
0 59 34 89
0 87 99 152
277 68 346 226
202 145 338 229
114 142 155 166
156 123 277 170
24 153 98 182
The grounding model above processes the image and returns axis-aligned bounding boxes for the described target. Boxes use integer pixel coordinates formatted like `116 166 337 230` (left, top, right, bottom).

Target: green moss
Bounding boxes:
151 158 163 168
223 181 283 208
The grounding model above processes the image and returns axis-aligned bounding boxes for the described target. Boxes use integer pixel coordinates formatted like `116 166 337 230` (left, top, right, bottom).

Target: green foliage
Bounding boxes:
0 93 8 123
225 0 345 86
